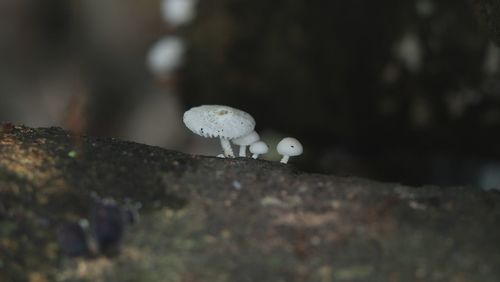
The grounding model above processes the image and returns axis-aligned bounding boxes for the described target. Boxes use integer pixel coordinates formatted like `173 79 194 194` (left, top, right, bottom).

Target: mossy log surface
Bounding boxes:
1 125 500 282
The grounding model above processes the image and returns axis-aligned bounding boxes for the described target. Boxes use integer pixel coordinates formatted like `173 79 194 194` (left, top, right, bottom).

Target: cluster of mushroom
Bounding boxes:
183 105 303 164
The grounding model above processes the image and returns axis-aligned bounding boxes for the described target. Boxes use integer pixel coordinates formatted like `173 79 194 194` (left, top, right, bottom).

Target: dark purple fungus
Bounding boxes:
57 222 88 257
91 200 124 255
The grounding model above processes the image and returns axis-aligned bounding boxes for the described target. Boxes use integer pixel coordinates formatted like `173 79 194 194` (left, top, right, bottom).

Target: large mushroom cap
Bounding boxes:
183 105 255 139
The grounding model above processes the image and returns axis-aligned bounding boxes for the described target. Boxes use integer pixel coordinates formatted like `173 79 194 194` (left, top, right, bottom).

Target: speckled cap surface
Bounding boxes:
183 105 256 139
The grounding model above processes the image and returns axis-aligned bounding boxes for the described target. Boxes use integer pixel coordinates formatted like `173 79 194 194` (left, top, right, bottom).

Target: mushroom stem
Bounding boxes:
252 153 258 159
280 155 290 164
239 146 247 157
220 138 235 158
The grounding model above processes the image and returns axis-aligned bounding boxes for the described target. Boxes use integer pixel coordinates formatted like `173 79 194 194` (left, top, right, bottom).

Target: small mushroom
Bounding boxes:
277 137 303 164
249 141 269 159
232 131 260 157
183 105 256 157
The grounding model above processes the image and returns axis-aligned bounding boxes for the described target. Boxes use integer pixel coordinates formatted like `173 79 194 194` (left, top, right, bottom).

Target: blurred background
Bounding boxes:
1 0 500 189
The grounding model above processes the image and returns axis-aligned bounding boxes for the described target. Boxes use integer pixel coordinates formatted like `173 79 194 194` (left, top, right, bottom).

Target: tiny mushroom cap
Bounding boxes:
232 131 260 157
249 141 269 159
276 137 303 164
183 105 256 157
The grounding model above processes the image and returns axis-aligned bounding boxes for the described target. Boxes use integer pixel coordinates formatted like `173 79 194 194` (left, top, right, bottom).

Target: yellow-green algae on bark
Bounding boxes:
1 125 500 282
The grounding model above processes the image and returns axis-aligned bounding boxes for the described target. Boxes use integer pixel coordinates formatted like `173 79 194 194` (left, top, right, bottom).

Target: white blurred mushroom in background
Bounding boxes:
161 0 198 27
147 36 185 79
395 32 423 73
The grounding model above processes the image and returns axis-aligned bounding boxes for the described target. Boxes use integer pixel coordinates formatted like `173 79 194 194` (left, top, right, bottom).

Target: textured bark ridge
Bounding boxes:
1 125 500 282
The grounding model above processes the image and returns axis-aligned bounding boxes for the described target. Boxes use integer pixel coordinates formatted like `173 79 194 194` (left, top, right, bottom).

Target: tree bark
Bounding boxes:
1 125 499 281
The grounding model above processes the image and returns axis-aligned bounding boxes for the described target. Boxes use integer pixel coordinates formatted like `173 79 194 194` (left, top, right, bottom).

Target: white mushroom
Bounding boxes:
276 137 303 164
161 0 198 27
232 131 260 157
249 141 269 159
183 105 255 158
147 36 185 78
